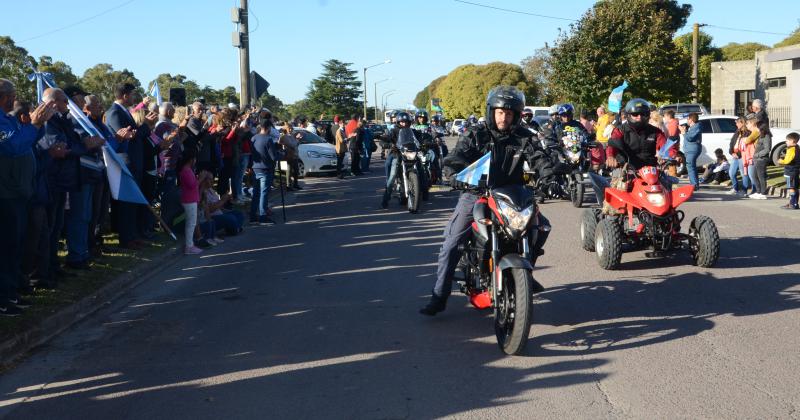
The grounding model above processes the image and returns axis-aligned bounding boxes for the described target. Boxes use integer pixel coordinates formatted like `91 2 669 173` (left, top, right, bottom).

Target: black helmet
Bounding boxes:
431 114 442 123
415 110 428 123
557 103 574 118
485 85 525 131
624 98 651 130
395 111 412 124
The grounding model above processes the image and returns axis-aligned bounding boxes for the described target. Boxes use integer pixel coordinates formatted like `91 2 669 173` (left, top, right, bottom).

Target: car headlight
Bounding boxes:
646 192 666 206
496 199 534 232
307 150 321 158
403 151 418 160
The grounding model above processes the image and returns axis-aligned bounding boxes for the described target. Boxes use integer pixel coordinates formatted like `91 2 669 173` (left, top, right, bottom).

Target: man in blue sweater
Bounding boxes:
0 79 56 315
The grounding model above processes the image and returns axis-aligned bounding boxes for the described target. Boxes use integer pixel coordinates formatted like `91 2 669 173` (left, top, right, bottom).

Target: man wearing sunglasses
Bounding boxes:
589 98 671 205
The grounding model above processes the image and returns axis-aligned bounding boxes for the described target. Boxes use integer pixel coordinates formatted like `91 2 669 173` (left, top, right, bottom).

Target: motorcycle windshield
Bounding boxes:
397 128 419 151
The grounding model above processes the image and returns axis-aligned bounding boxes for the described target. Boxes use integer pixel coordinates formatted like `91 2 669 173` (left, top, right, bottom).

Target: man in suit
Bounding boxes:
105 83 150 249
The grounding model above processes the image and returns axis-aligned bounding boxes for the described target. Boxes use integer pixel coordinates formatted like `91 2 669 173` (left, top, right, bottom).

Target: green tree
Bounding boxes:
774 25 800 48
303 59 362 118
673 30 721 107
720 42 769 61
255 92 288 121
413 75 446 111
36 56 78 91
436 62 534 119
549 0 693 109
80 63 141 105
520 46 552 105
0 36 37 101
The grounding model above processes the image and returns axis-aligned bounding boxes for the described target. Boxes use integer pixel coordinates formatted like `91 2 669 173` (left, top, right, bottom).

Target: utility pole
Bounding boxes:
232 0 251 108
691 23 706 103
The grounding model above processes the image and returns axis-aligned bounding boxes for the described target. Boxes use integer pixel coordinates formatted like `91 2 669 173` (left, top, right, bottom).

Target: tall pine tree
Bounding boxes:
303 59 362 118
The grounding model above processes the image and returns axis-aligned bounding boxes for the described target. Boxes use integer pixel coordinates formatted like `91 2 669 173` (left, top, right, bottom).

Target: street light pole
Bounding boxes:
373 78 391 123
383 92 397 114
381 89 397 122
363 59 391 120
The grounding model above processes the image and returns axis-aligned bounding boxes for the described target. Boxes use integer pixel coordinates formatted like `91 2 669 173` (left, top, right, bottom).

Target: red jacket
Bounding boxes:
345 119 359 138
606 125 673 161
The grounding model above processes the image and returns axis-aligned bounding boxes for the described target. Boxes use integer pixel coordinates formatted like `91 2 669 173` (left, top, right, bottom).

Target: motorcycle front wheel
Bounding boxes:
407 171 420 213
494 268 533 355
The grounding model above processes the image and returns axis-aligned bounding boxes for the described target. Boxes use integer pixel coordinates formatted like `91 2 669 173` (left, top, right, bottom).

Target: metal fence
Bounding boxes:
711 106 792 128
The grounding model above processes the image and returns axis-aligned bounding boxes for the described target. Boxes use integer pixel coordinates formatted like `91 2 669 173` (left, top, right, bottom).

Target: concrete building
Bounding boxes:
711 44 800 128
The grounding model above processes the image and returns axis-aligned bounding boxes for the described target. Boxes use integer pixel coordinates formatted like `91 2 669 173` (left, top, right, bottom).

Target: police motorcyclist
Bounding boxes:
419 86 551 316
381 111 421 208
588 98 670 205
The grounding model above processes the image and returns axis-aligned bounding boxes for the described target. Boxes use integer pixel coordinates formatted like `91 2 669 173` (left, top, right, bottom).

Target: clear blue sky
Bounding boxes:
4 0 798 109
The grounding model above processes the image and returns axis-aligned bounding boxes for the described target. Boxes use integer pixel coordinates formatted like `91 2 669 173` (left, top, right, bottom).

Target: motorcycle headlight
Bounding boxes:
307 150 321 158
403 151 418 160
646 192 666 206
496 199 534 232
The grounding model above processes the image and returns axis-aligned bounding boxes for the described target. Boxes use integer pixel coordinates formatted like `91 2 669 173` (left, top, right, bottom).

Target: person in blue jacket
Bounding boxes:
681 113 702 191
0 79 57 315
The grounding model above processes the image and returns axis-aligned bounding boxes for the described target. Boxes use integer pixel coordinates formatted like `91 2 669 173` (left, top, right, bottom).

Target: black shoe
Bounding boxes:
419 295 447 316
0 304 22 317
55 268 77 278
9 297 32 309
258 217 276 225
65 260 91 270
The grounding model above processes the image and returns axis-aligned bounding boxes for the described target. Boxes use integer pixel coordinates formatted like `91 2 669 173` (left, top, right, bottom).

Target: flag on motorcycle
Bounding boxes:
455 152 491 186
607 80 629 113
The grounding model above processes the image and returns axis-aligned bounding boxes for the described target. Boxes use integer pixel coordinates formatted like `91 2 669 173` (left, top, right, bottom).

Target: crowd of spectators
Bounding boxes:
0 77 308 316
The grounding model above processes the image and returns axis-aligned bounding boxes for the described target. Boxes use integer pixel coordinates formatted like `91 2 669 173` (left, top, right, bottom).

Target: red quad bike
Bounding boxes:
580 165 720 270
456 184 547 355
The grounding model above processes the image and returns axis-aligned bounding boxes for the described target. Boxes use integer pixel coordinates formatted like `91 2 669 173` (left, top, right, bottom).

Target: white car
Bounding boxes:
282 129 349 177
678 115 799 166
450 119 464 136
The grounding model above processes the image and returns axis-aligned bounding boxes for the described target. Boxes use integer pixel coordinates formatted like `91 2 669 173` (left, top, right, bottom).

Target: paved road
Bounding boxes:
1 149 799 419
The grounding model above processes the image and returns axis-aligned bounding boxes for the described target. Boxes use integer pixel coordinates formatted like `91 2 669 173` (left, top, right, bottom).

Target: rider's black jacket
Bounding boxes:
443 125 543 189
608 123 662 169
388 126 423 149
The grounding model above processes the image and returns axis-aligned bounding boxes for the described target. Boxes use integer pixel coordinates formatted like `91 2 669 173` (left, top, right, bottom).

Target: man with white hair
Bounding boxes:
751 99 769 127
0 79 56 315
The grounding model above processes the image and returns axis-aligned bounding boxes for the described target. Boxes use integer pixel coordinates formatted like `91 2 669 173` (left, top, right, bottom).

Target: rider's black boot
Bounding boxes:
419 294 447 316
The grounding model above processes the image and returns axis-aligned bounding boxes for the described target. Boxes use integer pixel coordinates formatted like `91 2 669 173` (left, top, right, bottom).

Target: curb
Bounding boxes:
0 243 182 369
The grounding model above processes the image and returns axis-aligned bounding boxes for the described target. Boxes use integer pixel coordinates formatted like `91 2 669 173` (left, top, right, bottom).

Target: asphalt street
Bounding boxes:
0 144 799 419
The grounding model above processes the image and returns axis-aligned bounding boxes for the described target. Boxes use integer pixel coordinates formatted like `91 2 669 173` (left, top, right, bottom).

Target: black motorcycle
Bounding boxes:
390 128 428 213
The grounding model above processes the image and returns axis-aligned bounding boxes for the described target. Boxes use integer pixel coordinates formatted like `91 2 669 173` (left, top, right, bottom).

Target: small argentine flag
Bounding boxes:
455 152 491 187
148 81 163 106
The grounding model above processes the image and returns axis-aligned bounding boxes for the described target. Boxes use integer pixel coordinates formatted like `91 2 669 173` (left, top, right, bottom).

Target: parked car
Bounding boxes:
283 128 349 177
367 123 386 138
450 119 464 136
659 103 709 119
677 115 799 166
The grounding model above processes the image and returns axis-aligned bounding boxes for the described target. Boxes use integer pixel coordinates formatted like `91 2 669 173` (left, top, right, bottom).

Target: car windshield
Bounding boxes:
294 130 327 144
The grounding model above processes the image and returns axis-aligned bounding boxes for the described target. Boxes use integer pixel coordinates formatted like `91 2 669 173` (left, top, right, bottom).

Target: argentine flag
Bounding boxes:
607 80 629 114
30 72 148 205
148 81 163 106
455 152 491 187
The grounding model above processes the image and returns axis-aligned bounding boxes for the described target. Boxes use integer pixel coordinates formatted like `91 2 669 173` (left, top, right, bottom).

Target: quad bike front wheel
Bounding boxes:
689 216 720 267
595 218 623 270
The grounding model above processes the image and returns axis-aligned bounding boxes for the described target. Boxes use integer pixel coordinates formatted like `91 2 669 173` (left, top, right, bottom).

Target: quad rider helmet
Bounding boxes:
557 103 574 118
415 110 429 124
485 85 525 132
624 98 651 130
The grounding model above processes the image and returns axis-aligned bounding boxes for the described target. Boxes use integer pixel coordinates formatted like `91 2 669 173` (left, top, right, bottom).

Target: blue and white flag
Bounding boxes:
455 152 491 187
29 72 148 205
658 139 677 160
148 81 163 106
607 80 629 114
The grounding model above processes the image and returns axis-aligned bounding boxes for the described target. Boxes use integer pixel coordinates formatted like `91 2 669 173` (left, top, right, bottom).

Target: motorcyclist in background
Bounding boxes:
521 108 541 134
381 111 421 208
381 111 399 159
429 114 449 182
537 104 561 148
419 86 551 316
